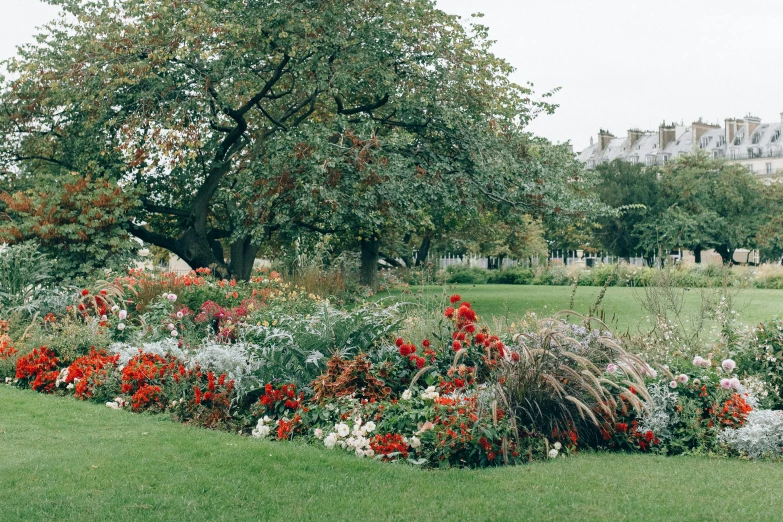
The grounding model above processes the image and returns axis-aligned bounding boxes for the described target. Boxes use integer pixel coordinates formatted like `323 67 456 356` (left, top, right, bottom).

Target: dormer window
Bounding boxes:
752 132 762 144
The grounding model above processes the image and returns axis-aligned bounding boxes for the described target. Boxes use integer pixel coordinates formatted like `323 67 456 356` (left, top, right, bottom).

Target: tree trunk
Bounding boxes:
229 236 260 280
360 238 380 288
416 233 432 266
715 245 734 265
693 247 702 264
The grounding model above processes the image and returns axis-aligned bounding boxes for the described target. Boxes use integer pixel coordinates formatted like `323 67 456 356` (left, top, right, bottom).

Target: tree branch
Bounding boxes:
335 94 390 116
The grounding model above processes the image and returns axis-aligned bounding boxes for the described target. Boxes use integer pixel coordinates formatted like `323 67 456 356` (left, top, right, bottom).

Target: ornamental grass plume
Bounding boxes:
499 312 651 449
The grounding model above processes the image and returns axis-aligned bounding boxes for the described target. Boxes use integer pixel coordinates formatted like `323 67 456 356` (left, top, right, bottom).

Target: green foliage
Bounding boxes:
593 160 661 259
0 177 139 279
0 242 53 316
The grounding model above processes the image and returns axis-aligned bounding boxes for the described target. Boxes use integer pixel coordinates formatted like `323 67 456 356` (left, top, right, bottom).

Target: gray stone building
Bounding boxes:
577 114 783 177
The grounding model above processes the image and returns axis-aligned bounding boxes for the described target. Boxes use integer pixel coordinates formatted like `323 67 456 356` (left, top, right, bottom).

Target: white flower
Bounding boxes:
176 311 184 319
111 305 119 312
355 447 366 457
421 386 439 401
167 293 178 302
548 449 559 458
170 330 178 337
314 428 324 439
167 323 175 331
336 422 350 437
401 389 412 401
365 449 375 458
106 401 120 410
101 315 108 321
730 377 741 390
324 433 338 449
553 442 562 450
119 310 127 320
722 359 737 373
669 380 678 389
252 424 271 438
117 323 126 331
410 436 421 449
677 374 689 384
66 383 74 390
363 421 376 433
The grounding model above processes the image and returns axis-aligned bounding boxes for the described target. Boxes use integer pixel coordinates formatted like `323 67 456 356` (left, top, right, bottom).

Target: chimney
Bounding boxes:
746 115 761 140
659 123 676 151
598 129 614 152
627 129 643 151
691 119 720 150
725 118 740 145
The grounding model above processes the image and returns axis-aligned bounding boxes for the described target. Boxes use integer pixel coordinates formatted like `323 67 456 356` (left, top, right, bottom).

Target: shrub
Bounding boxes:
443 265 490 284
487 266 534 285
736 318 783 409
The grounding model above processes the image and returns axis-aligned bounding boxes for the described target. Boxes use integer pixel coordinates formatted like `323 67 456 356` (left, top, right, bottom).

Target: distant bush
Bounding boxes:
402 262 783 289
443 265 490 284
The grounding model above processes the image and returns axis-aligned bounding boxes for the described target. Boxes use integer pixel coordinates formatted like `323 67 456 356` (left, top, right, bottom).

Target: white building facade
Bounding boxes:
577 113 783 178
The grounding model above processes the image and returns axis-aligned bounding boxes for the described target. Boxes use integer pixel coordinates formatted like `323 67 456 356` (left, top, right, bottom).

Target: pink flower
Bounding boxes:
606 363 618 374
119 310 127 320
669 380 678 389
722 359 736 373
729 377 741 390
677 374 689 384
720 378 732 389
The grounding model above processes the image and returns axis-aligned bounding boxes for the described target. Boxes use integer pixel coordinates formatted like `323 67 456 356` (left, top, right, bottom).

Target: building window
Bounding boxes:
767 163 773 174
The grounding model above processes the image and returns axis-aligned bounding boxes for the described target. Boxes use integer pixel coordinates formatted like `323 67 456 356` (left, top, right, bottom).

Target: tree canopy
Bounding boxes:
0 0 601 284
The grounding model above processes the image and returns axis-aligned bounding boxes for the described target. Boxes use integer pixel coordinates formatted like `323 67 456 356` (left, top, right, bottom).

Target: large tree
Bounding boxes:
656 153 764 263
0 0 561 283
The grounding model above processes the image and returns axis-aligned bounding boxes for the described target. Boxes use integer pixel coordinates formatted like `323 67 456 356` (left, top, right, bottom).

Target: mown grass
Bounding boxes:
381 284 783 333
3 385 783 521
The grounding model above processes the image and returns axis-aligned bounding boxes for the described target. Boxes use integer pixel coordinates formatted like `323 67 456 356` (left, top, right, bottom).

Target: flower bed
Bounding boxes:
3 269 783 465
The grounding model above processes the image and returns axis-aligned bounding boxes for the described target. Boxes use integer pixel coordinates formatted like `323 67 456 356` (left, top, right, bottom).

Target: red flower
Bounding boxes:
615 422 628 433
511 352 520 362
444 307 455 319
450 294 461 304
395 338 404 347
452 340 462 351
422 339 430 348
81 289 90 296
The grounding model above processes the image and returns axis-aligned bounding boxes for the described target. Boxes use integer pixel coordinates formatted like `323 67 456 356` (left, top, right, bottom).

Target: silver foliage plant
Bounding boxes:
719 409 783 459
638 382 680 442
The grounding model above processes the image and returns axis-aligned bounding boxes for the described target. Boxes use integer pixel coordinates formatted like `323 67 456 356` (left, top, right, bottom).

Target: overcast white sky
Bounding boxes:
3 0 783 151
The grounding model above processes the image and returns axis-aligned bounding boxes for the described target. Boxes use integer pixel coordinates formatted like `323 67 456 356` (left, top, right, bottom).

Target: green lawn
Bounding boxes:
381 284 783 333
3 385 783 521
